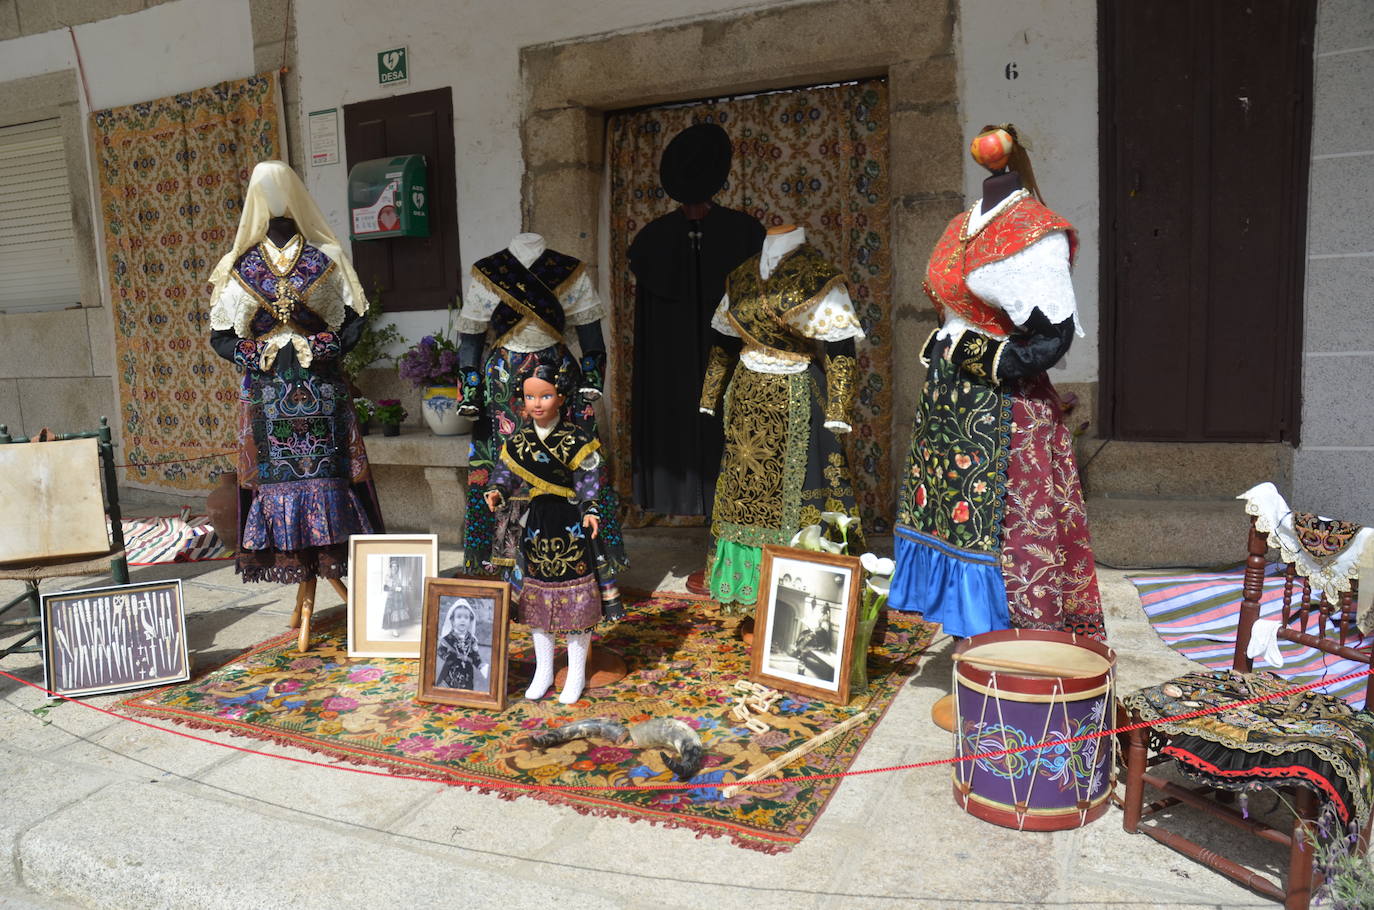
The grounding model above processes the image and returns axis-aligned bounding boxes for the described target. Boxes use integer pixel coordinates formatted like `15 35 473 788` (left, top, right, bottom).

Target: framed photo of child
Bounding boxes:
749 545 862 705
417 577 512 710
346 534 439 658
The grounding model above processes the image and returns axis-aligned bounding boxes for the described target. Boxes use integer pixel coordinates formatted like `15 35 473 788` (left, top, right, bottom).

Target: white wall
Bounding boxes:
0 0 254 111
292 0 817 347
956 0 1099 383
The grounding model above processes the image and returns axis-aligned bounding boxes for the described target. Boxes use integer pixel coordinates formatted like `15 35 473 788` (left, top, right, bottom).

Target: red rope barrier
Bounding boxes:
2 666 1370 793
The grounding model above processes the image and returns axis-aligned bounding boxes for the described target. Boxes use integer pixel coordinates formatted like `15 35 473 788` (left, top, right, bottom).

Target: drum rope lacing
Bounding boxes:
1 665 1370 793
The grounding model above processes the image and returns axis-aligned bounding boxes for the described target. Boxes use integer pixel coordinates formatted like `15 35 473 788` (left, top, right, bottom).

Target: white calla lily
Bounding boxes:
860 552 895 577
817 538 844 554
865 575 891 596
821 510 856 531
790 524 824 551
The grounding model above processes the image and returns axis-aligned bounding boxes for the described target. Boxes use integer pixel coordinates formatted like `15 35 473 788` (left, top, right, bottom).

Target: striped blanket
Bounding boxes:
1132 565 1372 710
122 513 232 566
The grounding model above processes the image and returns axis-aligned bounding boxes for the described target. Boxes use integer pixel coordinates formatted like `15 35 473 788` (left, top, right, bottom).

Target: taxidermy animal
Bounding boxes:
530 716 706 781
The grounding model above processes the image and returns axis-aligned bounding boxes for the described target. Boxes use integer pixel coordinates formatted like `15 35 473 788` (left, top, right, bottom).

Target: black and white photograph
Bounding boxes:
41 580 189 698
432 595 494 692
751 546 861 704
346 534 439 657
368 553 424 642
419 578 511 709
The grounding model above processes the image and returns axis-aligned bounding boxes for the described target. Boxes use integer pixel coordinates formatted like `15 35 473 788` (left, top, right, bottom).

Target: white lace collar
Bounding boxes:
966 188 1030 237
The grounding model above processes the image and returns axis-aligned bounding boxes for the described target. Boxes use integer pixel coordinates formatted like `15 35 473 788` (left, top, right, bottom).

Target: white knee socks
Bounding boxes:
559 631 592 705
526 628 556 700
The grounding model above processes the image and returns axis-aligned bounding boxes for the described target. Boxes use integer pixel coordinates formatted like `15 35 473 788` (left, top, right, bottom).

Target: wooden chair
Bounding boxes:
0 418 129 660
1120 514 1374 909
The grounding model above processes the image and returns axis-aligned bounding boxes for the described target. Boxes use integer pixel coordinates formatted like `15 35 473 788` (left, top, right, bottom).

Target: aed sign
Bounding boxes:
377 47 408 86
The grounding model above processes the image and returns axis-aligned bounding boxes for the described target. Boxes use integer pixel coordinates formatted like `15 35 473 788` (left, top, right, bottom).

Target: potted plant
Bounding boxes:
397 308 471 437
374 399 408 437
353 397 376 435
342 297 403 395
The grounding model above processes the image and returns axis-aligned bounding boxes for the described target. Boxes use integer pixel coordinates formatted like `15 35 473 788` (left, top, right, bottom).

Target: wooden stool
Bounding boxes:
290 576 349 652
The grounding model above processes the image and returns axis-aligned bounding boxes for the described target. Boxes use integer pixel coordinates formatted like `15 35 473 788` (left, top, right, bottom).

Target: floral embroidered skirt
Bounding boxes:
235 367 381 584
707 362 864 612
890 347 1104 639
463 344 626 577
514 493 604 632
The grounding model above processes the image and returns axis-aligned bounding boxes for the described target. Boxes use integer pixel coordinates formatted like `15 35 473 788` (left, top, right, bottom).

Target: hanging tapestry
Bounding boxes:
92 71 284 493
608 79 892 532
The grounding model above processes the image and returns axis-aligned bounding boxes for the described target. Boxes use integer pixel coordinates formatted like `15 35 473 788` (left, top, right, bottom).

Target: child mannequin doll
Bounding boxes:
484 355 622 704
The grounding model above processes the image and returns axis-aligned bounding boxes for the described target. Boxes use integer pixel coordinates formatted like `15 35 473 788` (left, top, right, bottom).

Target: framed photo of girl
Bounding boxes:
346 534 439 658
418 577 512 710
750 545 862 705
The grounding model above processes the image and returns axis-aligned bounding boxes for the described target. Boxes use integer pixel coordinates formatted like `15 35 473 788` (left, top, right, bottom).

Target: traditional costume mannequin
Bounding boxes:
207 160 382 588
484 356 620 704
889 125 1105 640
628 123 765 516
700 225 866 610
456 233 627 580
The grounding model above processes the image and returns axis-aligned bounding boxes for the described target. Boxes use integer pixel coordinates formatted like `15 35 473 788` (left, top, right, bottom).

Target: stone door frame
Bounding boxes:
518 0 962 495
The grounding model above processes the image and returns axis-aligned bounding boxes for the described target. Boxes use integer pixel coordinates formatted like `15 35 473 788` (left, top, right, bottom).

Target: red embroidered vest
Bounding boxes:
924 195 1076 336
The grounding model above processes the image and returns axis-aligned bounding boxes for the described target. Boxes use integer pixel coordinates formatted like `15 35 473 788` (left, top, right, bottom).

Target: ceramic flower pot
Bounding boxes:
421 385 473 436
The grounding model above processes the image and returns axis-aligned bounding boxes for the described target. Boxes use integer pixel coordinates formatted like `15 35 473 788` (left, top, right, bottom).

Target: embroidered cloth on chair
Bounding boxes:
1239 483 1374 621
1122 670 1374 827
92 71 284 493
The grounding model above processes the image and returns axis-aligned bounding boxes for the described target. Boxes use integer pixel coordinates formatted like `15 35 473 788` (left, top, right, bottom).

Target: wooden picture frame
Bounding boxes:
40 580 189 697
346 534 439 658
750 545 861 705
417 577 511 710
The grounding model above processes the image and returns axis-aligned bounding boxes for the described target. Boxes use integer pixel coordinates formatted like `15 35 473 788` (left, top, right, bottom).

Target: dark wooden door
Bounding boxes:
1100 0 1314 442
343 87 459 311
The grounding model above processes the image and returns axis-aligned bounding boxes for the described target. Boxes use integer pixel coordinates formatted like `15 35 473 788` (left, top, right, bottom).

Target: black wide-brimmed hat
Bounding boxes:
660 123 733 204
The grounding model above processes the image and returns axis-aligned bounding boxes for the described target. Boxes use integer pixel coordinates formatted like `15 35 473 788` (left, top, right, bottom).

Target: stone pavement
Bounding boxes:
0 495 1312 909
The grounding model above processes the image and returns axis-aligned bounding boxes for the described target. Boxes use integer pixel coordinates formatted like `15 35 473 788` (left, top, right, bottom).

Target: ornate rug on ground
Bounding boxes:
1132 565 1372 709
119 594 936 852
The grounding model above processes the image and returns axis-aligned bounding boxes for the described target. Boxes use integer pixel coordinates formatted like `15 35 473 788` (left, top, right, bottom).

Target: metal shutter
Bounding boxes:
0 119 81 313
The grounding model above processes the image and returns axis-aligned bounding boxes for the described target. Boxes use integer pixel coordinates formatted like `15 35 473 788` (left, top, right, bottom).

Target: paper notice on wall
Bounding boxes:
308 108 339 167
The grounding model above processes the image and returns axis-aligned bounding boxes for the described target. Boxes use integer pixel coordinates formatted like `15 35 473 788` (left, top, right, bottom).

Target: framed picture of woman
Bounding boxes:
750 545 861 704
418 577 511 709
346 534 439 657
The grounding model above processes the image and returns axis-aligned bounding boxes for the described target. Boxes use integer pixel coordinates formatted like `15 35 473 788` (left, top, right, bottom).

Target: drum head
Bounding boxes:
961 638 1111 679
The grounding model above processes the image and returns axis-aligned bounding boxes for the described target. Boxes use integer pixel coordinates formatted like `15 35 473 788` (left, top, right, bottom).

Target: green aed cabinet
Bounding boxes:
348 155 429 240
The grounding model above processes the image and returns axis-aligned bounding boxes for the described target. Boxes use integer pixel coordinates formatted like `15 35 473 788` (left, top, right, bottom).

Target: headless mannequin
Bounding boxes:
980 170 1023 214
456 233 607 404
207 212 364 650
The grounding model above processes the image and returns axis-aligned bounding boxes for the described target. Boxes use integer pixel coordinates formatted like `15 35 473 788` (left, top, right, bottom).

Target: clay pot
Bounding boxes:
206 470 240 551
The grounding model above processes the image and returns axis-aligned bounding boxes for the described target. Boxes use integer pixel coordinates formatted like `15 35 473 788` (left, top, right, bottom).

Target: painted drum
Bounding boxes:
952 628 1117 831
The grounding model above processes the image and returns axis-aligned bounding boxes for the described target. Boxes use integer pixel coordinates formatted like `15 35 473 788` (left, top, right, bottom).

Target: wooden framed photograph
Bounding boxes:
40 580 189 698
417 577 511 710
346 534 439 658
750 545 861 704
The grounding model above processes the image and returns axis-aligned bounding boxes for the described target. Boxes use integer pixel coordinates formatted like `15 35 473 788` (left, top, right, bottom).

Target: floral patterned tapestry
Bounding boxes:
607 79 893 532
92 72 283 493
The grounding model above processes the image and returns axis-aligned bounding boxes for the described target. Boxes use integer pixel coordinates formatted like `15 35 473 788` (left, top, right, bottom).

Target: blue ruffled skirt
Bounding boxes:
889 524 1009 639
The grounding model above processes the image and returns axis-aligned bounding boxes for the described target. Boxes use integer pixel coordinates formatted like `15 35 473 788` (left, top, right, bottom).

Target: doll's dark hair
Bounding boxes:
520 352 576 396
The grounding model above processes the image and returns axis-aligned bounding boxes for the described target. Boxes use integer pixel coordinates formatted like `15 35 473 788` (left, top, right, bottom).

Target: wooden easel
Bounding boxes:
289 576 349 652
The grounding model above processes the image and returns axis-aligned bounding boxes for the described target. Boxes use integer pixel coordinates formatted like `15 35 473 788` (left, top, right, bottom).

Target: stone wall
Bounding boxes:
519 0 962 497
1293 0 1374 521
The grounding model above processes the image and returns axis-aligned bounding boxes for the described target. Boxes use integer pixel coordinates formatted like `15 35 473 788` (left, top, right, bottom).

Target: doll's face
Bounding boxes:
522 375 563 425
